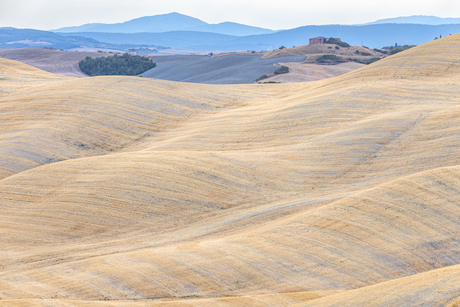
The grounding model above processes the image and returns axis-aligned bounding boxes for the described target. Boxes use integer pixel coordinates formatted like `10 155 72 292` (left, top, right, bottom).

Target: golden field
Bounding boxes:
0 34 460 306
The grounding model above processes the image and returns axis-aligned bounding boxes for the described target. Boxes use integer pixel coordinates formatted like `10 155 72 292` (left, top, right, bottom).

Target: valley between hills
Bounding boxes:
0 34 460 306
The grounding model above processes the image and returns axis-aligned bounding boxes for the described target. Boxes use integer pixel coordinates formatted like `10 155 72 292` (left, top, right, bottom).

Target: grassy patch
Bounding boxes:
256 75 269 82
274 66 290 75
316 55 347 64
349 57 381 64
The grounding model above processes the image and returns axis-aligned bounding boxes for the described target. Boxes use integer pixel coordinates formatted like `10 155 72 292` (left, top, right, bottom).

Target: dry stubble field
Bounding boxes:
0 34 460 306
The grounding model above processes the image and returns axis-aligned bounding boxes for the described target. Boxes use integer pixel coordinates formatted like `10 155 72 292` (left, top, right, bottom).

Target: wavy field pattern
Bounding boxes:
0 34 460 306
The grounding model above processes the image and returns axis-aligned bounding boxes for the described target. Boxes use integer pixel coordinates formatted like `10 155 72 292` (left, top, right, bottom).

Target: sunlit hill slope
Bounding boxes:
0 34 460 306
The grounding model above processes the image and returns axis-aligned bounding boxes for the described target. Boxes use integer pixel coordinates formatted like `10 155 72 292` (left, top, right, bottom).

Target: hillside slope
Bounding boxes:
0 48 114 77
0 34 460 306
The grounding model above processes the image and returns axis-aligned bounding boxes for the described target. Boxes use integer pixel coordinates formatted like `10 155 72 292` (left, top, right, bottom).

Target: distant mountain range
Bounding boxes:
366 15 460 25
53 12 275 36
1 14 459 51
59 24 460 50
0 27 103 50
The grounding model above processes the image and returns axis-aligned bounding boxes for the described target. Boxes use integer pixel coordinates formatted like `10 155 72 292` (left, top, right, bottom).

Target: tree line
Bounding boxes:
78 53 156 76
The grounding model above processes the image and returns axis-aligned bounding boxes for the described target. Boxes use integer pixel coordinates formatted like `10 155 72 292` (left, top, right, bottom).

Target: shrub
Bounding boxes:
78 53 156 76
256 75 269 82
316 54 346 64
335 46 340 50
360 52 371 56
279 46 286 50
373 48 387 54
274 66 289 75
355 50 360 54
389 45 416 55
349 57 381 64
325 38 350 47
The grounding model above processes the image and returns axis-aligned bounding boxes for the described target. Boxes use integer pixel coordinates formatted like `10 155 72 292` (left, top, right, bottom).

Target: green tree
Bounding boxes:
78 53 156 77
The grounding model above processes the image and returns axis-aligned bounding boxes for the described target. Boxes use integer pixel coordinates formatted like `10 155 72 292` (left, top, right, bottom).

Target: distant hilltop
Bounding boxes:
53 12 275 37
53 13 460 36
1 13 459 52
366 15 460 25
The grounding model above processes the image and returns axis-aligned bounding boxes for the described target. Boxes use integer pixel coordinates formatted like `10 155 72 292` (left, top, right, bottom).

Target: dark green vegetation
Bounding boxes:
325 38 351 48
315 54 381 65
349 57 381 64
79 53 156 76
274 65 289 75
385 45 417 55
316 54 347 64
373 48 388 54
256 65 289 82
256 74 269 82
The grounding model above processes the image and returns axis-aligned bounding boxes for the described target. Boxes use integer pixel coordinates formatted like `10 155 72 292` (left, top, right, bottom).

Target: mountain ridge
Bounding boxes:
366 15 460 25
53 12 275 36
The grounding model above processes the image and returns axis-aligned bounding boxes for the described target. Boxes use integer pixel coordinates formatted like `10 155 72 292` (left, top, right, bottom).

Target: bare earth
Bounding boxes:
0 47 367 84
0 48 112 77
0 35 460 306
262 62 365 83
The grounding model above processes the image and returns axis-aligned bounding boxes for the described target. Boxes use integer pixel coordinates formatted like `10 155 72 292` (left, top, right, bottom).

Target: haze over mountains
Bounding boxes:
1 13 459 51
54 12 275 36
1 32 460 306
367 15 460 25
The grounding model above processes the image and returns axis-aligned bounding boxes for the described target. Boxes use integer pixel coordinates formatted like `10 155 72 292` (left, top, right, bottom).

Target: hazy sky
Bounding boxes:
0 0 459 30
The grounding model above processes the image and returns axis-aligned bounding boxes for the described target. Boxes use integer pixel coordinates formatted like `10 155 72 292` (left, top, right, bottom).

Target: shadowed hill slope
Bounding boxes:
0 48 112 77
0 34 460 306
140 54 307 84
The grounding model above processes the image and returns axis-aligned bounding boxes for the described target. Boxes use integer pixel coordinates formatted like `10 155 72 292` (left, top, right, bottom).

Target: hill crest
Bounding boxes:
53 12 275 36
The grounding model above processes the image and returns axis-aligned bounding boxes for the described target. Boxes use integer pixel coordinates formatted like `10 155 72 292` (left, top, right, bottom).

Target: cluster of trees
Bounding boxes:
325 38 350 48
383 45 416 55
256 65 290 82
316 54 347 64
78 53 156 76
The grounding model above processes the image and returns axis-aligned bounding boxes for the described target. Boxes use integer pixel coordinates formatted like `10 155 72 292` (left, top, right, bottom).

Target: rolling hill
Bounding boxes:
0 32 460 307
0 48 114 77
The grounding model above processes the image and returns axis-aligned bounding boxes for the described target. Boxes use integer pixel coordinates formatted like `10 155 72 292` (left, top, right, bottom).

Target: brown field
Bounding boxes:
259 62 365 83
0 34 460 306
0 48 115 77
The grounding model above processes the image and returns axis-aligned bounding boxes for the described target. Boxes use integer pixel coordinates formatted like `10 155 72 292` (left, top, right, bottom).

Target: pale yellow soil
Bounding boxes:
259 62 365 83
0 34 460 306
